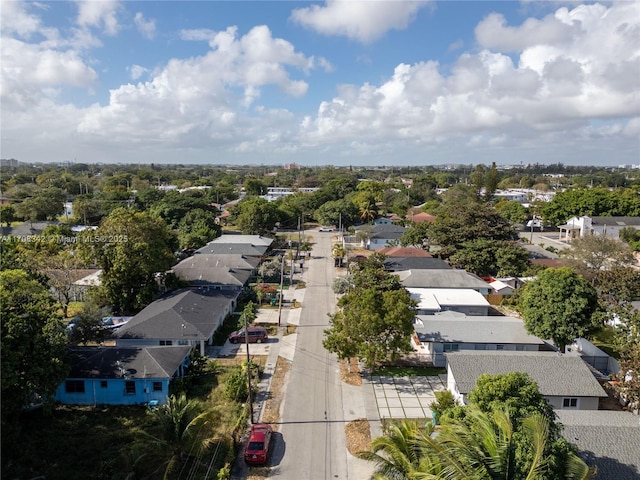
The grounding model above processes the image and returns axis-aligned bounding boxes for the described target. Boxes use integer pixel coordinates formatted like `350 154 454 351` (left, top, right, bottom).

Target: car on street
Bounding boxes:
318 226 335 232
244 423 273 465
228 326 268 344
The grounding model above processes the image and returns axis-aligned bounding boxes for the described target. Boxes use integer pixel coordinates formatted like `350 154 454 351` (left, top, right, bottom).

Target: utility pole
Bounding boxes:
244 312 254 424
277 253 284 327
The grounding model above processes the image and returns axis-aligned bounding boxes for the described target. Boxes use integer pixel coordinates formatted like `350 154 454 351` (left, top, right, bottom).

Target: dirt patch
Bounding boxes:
261 356 291 425
345 418 372 456
340 358 363 386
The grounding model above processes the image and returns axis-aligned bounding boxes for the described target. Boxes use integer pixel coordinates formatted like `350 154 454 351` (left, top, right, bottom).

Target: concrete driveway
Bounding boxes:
369 374 448 419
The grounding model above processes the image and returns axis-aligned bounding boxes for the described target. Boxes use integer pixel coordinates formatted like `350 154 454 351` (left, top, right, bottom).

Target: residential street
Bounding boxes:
273 231 350 479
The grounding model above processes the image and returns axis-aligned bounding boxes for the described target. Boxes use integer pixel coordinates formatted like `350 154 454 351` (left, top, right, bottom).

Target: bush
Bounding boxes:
224 366 248 402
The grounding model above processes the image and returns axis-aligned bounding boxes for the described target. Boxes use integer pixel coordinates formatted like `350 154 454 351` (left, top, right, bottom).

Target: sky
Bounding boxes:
1 0 639 167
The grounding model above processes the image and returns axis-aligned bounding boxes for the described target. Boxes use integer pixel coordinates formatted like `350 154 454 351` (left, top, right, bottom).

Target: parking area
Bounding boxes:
370 375 448 419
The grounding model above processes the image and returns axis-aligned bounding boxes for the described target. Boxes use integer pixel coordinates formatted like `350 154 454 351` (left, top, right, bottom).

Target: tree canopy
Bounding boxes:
518 267 602 352
80 208 178 313
559 235 635 283
0 269 69 423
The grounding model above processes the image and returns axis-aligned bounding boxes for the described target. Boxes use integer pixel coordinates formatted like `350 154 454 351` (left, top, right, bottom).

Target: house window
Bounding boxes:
152 382 163 392
125 381 136 395
563 398 578 408
496 345 505 350
159 340 173 346
65 380 85 393
100 380 108 388
515 345 525 351
474 344 487 350
443 344 459 352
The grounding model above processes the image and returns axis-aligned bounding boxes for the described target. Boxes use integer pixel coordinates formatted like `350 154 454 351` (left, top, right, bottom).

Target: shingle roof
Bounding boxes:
66 345 191 379
114 289 237 341
172 263 252 286
206 234 274 246
556 410 640 479
194 243 268 256
397 269 489 289
180 254 259 270
590 216 640 227
446 351 606 397
384 258 451 271
415 315 545 345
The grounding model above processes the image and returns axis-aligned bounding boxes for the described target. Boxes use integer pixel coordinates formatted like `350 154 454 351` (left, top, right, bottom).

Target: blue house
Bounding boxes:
54 346 191 406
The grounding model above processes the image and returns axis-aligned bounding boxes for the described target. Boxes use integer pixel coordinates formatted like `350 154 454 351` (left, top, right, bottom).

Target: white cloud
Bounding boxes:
75 0 121 35
74 25 318 142
290 0 429 43
180 29 216 41
129 64 149 80
134 12 156 39
299 2 640 157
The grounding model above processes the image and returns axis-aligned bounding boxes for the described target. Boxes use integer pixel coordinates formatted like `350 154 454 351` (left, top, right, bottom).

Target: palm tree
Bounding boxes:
360 202 377 224
332 243 346 267
359 407 591 480
142 393 215 480
357 419 434 479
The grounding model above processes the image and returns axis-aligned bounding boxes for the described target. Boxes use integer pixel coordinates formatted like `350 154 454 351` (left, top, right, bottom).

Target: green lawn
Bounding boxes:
371 365 446 377
590 326 620 359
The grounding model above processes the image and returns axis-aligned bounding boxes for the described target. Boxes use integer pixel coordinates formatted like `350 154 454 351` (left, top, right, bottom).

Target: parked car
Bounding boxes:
244 423 273 465
319 226 335 232
228 326 268 344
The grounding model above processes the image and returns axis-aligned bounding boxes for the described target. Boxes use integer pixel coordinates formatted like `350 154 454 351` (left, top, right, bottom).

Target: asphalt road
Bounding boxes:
274 231 350 479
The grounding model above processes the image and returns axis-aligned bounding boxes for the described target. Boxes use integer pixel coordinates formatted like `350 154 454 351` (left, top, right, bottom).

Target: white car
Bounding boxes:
319 226 335 232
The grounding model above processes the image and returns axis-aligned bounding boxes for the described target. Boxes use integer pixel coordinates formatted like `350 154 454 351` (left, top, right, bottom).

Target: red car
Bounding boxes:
244 423 273 465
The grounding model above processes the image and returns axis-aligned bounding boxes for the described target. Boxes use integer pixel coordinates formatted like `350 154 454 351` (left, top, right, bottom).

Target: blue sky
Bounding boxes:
1 1 639 167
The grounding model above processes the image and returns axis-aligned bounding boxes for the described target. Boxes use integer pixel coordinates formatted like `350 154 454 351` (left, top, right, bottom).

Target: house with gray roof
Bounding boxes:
54 345 191 406
206 234 273 247
186 253 260 272
171 257 253 290
397 269 492 294
383 258 451 272
556 410 640 479
408 288 490 316
194 243 269 257
113 289 238 355
446 351 607 410
412 313 548 367
354 224 407 250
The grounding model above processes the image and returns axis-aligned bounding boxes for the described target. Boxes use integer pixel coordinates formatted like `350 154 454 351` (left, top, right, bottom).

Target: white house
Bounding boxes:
445 351 607 410
558 215 640 241
408 288 490 316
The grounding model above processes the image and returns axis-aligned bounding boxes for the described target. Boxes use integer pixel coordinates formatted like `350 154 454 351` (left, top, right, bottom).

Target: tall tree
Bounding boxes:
0 269 69 423
559 235 635 283
323 273 416 368
234 197 280 235
518 267 602 352
81 208 178 313
177 208 220 250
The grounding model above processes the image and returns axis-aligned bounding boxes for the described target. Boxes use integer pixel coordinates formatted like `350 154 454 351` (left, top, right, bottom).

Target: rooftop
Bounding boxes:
415 314 545 345
446 351 607 398
556 410 640 479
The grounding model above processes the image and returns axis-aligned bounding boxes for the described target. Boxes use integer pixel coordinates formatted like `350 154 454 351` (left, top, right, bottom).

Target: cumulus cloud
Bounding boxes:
75 25 319 142
290 0 429 43
299 2 640 155
1 2 97 110
75 0 121 35
134 12 156 39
